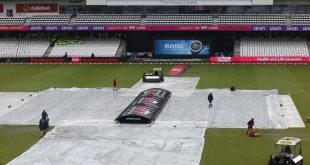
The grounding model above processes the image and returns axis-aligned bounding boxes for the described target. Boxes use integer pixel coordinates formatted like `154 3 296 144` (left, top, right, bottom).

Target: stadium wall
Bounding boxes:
105 0 273 5
86 0 106 5
252 0 273 5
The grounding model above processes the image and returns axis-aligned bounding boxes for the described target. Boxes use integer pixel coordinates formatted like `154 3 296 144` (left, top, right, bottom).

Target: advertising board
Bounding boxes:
154 40 210 56
16 4 58 13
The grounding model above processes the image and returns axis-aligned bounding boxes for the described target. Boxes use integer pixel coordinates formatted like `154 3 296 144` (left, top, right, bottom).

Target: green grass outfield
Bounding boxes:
0 125 52 165
0 64 309 165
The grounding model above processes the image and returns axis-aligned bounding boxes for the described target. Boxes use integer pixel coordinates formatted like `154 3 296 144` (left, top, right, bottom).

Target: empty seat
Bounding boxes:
49 39 121 57
218 14 286 25
240 39 309 57
0 40 49 58
0 17 26 25
29 14 71 25
291 14 310 25
74 14 141 25
145 14 213 25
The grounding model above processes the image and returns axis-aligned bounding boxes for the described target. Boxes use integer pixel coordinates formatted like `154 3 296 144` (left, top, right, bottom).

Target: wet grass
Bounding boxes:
201 128 310 165
0 125 53 165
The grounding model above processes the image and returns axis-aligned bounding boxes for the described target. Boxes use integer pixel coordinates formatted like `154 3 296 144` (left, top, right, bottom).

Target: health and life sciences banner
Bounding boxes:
210 57 310 63
154 40 210 55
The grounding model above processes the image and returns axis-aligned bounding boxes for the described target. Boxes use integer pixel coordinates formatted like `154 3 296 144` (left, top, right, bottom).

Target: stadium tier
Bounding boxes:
240 39 310 57
291 14 310 25
74 14 141 25
0 17 25 25
29 15 71 25
48 39 121 57
0 38 122 58
218 14 286 25
0 40 50 58
0 40 19 58
2 13 310 26
16 40 50 57
145 14 213 25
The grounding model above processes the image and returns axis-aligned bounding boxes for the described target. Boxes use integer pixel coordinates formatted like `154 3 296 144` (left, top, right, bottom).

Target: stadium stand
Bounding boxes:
0 40 19 58
240 39 310 56
48 39 121 57
0 40 50 58
74 14 141 25
4 12 310 26
218 14 286 25
291 14 310 25
16 40 50 58
0 17 26 25
29 15 71 25
145 14 213 25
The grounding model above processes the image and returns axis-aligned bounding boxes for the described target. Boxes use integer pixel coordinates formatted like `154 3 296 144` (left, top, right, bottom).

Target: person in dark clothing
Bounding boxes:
39 116 49 137
208 93 213 108
113 78 118 91
64 52 68 59
42 110 48 120
284 145 291 154
247 118 254 135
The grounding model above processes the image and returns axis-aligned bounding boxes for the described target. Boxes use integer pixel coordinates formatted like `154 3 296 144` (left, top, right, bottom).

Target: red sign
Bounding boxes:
30 58 65 63
71 57 80 63
210 57 310 63
16 4 58 13
143 98 155 103
134 106 148 114
169 64 187 75
0 4 3 13
0 26 29 31
79 58 118 63
213 57 232 63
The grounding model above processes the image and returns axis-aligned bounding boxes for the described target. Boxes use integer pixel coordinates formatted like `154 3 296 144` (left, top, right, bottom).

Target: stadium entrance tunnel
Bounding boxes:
115 88 171 123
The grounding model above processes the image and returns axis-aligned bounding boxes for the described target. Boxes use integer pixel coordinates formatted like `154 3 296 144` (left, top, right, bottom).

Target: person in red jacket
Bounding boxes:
113 78 118 91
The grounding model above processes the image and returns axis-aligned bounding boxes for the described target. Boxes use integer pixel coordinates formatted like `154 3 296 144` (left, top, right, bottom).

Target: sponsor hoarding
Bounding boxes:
71 57 80 63
154 40 210 55
30 58 65 63
29 25 105 31
16 4 58 13
252 25 310 31
0 26 29 31
106 25 251 31
79 58 118 63
28 25 250 31
3 25 310 31
30 57 118 63
210 57 310 63
215 57 232 62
